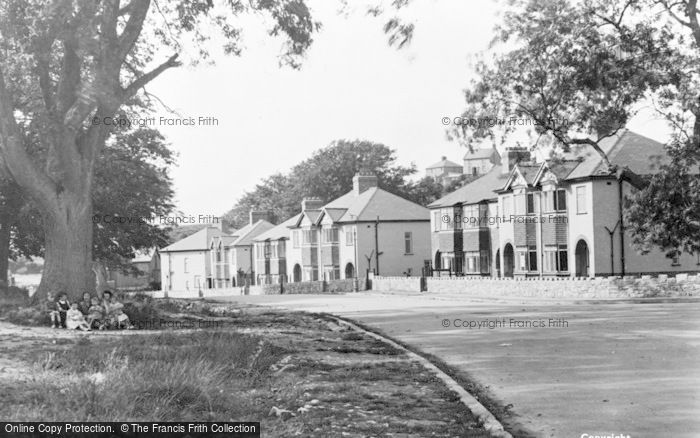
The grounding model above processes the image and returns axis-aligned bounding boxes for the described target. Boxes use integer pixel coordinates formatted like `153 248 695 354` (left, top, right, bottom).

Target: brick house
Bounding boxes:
286 172 431 282
463 146 500 177
425 156 464 185
429 129 699 277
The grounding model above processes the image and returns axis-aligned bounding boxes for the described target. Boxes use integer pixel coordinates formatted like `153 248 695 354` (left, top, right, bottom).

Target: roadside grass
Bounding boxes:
0 300 496 437
1 330 281 422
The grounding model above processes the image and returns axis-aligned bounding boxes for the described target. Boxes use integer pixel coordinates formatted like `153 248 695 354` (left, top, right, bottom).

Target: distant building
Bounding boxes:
252 215 300 285
425 156 464 184
463 146 500 176
160 227 227 291
107 249 161 291
210 211 275 287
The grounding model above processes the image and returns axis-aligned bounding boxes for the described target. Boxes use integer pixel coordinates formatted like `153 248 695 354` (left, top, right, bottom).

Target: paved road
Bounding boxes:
208 292 700 438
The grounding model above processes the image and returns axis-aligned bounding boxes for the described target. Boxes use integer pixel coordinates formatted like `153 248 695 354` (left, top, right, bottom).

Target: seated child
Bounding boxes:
55 292 70 328
66 303 91 331
86 297 105 330
44 292 60 328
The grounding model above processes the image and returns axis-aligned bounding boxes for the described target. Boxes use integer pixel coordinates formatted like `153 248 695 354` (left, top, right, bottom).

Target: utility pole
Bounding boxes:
374 216 383 275
604 220 620 276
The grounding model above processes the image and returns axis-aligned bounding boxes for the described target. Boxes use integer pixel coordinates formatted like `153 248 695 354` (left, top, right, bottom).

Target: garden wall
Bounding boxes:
371 276 422 292
371 274 700 298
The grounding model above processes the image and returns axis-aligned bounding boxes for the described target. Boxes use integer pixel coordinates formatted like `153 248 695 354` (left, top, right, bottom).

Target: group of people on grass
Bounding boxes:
44 290 132 331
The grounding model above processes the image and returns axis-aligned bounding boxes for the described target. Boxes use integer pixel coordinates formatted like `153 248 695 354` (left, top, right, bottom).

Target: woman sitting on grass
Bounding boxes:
101 290 132 329
66 303 91 331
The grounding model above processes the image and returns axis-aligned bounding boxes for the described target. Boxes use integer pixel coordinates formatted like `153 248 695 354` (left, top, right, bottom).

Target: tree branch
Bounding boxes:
0 66 59 206
123 53 181 98
117 0 151 63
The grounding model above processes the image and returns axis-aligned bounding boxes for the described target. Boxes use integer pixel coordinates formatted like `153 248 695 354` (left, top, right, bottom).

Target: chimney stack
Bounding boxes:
441 156 447 161
352 171 378 195
249 210 272 225
300 197 324 212
502 146 531 174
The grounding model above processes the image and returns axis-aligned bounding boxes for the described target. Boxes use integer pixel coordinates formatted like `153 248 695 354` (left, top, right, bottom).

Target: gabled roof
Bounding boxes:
230 220 275 247
161 227 226 252
426 157 463 169
565 129 667 180
463 148 498 161
292 187 429 224
253 214 301 242
429 165 509 208
336 187 429 222
320 208 348 223
210 235 237 249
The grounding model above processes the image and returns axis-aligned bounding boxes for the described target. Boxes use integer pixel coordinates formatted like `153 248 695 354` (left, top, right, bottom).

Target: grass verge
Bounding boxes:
0 300 493 437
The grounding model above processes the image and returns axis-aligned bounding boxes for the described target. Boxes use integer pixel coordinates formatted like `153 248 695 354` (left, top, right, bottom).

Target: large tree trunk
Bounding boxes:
0 212 9 292
37 190 94 300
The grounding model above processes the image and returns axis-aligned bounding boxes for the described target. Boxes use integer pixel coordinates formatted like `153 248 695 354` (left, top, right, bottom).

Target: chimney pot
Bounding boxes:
301 197 324 211
352 172 378 195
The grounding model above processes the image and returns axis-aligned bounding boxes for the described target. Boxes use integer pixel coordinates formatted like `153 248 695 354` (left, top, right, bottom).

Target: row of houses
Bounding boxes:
155 129 697 293
159 172 430 292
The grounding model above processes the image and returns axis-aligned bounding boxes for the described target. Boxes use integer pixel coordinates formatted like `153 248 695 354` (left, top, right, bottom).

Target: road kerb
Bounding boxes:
328 315 513 438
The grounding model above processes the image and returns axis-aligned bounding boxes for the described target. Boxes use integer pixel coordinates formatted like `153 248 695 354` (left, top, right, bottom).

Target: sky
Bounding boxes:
146 0 672 219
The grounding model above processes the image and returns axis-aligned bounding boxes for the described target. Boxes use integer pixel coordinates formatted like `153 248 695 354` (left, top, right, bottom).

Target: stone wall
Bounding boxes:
425 274 700 298
283 280 325 294
372 276 422 292
370 273 700 298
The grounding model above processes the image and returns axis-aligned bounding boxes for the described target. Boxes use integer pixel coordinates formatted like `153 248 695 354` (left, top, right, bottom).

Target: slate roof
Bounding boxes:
429 165 509 208
295 187 430 223
161 227 226 252
565 129 667 179
431 130 669 208
426 157 463 169
230 220 275 246
252 214 301 242
463 148 497 160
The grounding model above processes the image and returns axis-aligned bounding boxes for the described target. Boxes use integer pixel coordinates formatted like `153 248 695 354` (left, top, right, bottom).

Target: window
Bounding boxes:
464 251 479 273
544 245 568 272
440 208 453 231
517 251 527 271
323 266 340 280
528 246 538 271
345 228 355 245
302 229 317 245
544 189 567 212
184 257 189 273
322 228 339 243
526 193 535 214
292 230 300 248
404 232 413 254
517 247 538 271
433 211 440 232
480 250 490 274
303 266 318 281
576 186 587 214
556 189 567 211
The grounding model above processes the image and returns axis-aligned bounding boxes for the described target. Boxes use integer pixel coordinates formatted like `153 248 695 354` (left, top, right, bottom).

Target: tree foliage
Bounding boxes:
457 0 700 257
223 139 451 228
